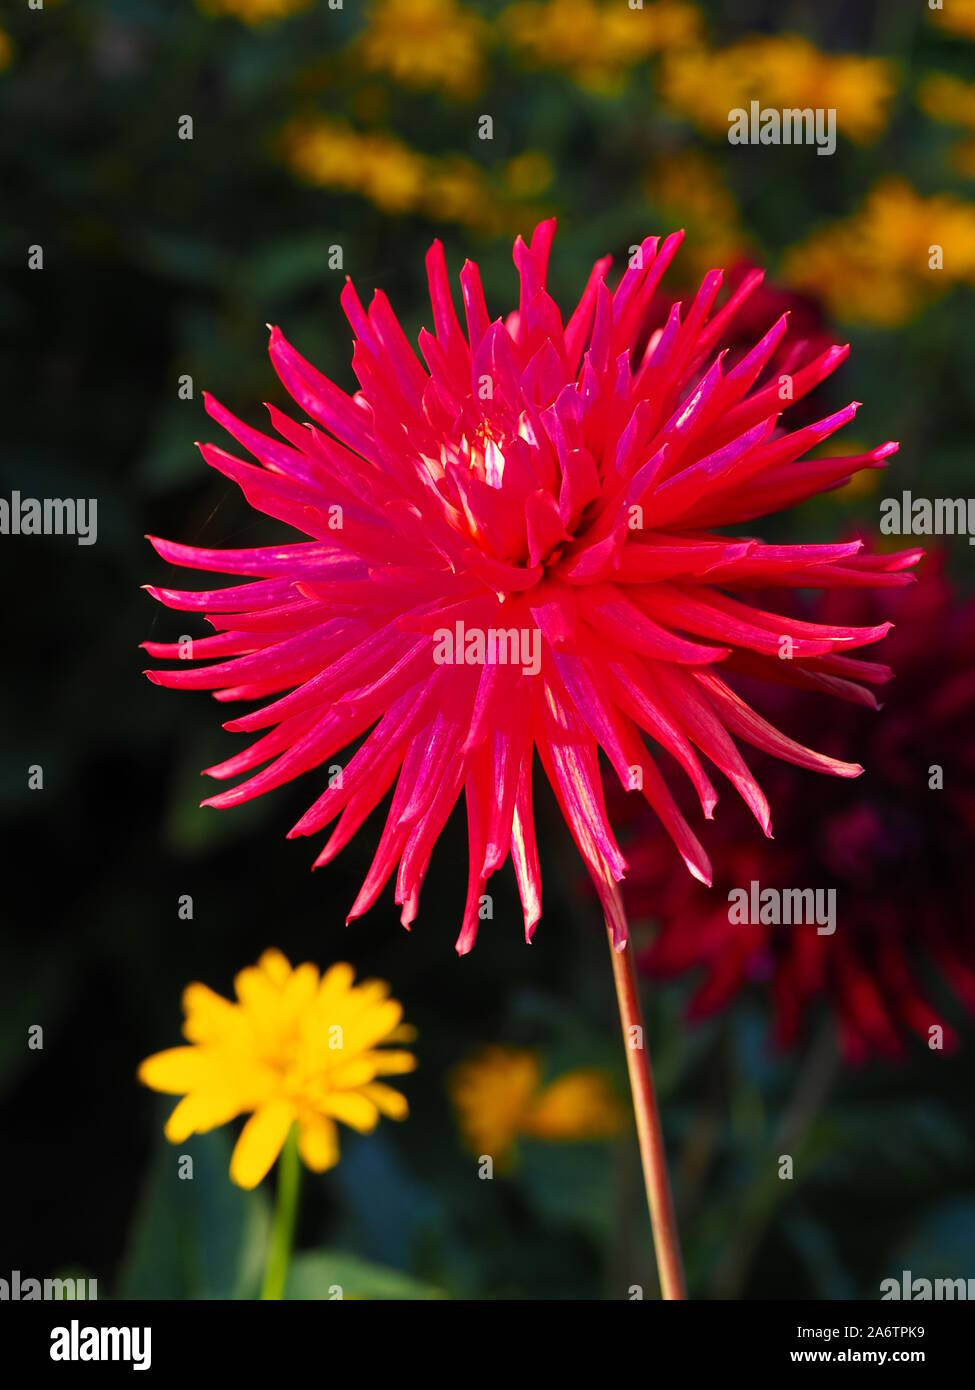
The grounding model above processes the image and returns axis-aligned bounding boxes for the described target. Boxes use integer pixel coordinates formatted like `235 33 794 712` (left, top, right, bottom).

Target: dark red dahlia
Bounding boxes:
628 564 975 1060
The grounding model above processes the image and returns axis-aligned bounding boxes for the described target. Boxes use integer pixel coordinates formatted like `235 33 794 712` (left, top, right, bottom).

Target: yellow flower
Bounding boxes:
646 150 749 274
502 150 554 198
282 118 428 213
197 0 313 22
450 1046 625 1163
138 950 417 1189
658 35 895 145
0 27 13 71
918 72 975 176
358 0 487 99
783 177 975 325
929 0 975 40
501 0 703 92
280 116 537 232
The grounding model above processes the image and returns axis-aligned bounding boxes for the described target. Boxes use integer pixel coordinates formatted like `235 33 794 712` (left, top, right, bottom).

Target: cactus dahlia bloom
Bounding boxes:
144 222 918 954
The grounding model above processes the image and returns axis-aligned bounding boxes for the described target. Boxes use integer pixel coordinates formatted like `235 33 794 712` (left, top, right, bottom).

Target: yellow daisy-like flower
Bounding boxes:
281 118 428 214
783 177 975 325
138 950 417 1189
918 72 975 177
658 34 895 145
501 0 702 92
358 0 488 100
646 150 749 276
929 0 975 41
197 0 313 23
450 1046 625 1164
279 116 533 233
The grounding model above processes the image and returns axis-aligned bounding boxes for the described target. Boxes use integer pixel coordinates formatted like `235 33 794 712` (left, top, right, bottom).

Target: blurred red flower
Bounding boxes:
626 564 975 1060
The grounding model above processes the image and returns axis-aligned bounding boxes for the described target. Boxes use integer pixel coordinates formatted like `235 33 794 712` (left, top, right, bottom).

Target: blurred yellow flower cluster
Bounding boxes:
357 0 487 99
450 1046 625 1163
198 0 313 22
0 27 13 71
918 73 975 176
646 150 749 275
783 178 975 325
281 116 550 230
929 0 975 40
139 950 416 1189
658 34 896 145
501 0 703 92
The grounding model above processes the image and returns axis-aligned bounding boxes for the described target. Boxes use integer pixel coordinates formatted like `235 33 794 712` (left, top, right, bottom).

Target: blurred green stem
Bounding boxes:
712 1020 838 1298
261 1126 301 1301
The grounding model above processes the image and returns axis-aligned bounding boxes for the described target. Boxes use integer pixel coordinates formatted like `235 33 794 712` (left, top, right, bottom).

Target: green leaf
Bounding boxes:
116 1127 270 1300
284 1251 444 1301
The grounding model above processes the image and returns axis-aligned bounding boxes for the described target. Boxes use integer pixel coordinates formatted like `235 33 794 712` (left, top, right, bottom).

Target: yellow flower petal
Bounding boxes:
297 1113 340 1172
180 983 243 1043
342 998 404 1052
234 964 283 1016
164 1090 245 1143
325 1058 380 1089
387 1023 418 1043
282 961 319 1013
450 1047 541 1159
319 1091 380 1133
229 1101 295 1189
317 961 356 1002
360 1082 410 1121
521 1070 626 1142
138 1046 214 1095
257 948 292 985
364 1049 418 1076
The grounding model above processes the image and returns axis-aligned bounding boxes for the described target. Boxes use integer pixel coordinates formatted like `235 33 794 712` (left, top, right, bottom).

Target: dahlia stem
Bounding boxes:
607 922 686 1300
261 1126 301 1300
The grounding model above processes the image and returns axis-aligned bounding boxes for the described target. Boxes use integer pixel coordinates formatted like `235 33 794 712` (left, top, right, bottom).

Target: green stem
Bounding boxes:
260 1126 301 1301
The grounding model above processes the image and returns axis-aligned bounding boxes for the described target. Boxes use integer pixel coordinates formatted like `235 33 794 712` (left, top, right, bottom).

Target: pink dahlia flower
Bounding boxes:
144 223 919 953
